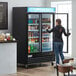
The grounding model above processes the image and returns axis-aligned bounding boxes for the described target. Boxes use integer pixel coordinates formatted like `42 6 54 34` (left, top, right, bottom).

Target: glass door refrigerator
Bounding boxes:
28 14 53 54
13 7 69 66
27 13 55 65
28 14 40 54
27 8 55 65
42 14 53 53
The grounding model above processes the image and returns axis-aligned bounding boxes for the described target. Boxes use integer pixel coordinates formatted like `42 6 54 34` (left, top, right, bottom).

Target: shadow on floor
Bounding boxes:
17 63 51 69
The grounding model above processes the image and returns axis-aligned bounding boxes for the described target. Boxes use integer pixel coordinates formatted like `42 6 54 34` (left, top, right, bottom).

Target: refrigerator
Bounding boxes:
28 14 53 53
13 7 68 66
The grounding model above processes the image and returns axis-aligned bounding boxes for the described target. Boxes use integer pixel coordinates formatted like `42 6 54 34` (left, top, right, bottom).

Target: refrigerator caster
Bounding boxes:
51 62 54 66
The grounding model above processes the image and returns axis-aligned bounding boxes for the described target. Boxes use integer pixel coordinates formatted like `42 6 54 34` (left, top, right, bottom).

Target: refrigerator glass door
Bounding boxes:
28 14 40 53
55 14 68 53
42 14 53 52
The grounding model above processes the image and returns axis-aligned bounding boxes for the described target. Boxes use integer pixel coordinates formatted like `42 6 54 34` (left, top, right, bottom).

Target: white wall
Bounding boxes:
44 0 51 7
0 0 46 34
51 0 71 2
50 0 76 58
72 0 76 58
0 0 75 58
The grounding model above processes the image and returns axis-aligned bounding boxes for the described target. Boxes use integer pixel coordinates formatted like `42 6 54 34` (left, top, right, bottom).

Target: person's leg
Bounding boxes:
59 42 64 62
54 42 59 64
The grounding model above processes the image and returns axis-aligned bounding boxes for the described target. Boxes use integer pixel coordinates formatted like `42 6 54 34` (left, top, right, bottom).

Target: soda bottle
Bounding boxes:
30 44 34 53
10 35 13 40
33 19 35 23
28 46 30 53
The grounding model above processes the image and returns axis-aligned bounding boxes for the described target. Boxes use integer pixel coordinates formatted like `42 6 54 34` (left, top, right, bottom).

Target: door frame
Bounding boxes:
54 13 69 53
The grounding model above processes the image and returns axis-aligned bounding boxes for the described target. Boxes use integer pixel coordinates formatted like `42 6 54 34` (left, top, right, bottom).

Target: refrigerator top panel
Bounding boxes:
27 7 56 13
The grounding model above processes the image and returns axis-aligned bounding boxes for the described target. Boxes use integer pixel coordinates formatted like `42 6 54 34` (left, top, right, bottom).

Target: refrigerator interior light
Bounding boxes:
27 7 56 13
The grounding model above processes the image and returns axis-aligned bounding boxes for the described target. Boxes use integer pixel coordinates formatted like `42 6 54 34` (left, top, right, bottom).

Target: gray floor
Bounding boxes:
0 62 76 76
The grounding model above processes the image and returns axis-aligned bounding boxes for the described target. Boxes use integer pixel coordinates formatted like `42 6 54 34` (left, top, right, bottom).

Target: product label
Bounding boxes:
28 55 32 58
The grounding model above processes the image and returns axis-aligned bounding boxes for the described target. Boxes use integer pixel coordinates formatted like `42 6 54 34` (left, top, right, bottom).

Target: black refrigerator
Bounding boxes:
13 7 68 66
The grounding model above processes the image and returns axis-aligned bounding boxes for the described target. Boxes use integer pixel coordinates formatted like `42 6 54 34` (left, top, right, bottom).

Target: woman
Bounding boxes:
46 19 70 64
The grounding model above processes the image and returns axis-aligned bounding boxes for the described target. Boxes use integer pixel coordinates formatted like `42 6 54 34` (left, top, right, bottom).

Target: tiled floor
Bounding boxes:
0 63 66 76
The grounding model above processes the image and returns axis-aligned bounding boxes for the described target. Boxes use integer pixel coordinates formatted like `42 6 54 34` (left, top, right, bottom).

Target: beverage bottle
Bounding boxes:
28 20 30 24
32 33 33 37
30 45 34 53
7 36 10 41
33 19 35 23
28 32 29 37
34 47 37 53
10 36 13 40
30 26 31 30
30 32 32 37
30 20 32 23
35 20 37 23
35 39 37 42
28 46 30 53
31 26 32 30
28 26 29 30
42 39 44 42
33 46 35 53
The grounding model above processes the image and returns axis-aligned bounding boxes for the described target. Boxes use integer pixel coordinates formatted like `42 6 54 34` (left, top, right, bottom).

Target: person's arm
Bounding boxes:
46 28 54 33
63 28 71 36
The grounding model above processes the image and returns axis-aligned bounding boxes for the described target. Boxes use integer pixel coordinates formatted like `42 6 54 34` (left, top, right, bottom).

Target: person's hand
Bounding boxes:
68 33 71 36
46 26 50 30
46 26 48 30
48 26 50 29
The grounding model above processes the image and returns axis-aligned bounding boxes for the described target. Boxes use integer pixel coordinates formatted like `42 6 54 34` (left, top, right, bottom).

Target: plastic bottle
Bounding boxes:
30 44 34 53
28 46 30 53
